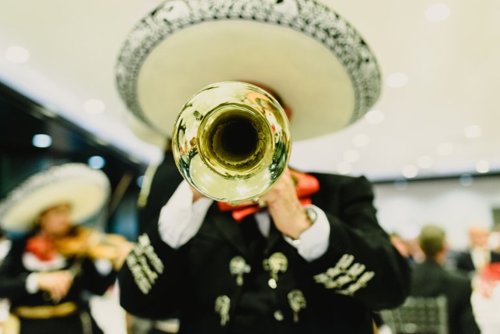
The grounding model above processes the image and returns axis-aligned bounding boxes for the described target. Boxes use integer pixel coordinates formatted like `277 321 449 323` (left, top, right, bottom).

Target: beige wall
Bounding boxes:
374 176 500 250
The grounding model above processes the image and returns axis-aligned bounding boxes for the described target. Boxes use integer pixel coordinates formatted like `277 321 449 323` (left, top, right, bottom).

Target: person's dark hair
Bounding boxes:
418 224 446 258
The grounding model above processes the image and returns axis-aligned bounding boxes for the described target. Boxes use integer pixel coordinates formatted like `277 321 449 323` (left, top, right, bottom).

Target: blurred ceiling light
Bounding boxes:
417 155 433 169
365 109 385 124
476 160 490 174
83 99 106 114
386 72 408 88
336 161 352 175
437 142 453 155
343 149 360 163
5 45 30 63
88 155 106 169
425 3 451 22
32 134 52 148
464 125 482 139
402 165 418 179
352 133 370 147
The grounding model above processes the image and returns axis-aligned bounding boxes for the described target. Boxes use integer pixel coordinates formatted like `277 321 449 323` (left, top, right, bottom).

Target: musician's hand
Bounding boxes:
36 270 74 302
261 169 312 239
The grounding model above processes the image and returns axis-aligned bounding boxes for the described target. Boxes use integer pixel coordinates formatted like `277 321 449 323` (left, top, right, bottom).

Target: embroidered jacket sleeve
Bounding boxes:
118 181 207 319
307 174 410 310
118 223 193 318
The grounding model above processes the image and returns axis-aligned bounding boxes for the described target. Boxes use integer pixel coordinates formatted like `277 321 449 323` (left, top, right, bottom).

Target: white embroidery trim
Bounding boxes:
127 234 164 294
314 254 374 295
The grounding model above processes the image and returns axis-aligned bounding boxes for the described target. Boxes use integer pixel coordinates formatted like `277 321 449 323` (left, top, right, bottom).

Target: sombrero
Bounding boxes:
115 0 382 146
0 163 110 232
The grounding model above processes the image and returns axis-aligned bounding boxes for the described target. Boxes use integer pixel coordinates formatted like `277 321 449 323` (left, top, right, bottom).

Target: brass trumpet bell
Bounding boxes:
171 81 291 204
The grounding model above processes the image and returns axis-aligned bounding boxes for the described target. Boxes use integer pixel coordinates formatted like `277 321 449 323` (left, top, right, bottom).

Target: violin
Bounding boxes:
26 226 133 303
54 226 131 263
26 226 132 268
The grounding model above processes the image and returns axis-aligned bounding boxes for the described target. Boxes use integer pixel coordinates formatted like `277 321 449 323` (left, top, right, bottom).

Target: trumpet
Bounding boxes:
171 81 291 204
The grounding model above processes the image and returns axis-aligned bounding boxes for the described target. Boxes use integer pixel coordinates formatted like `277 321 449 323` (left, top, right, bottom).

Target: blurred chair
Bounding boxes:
380 296 448 334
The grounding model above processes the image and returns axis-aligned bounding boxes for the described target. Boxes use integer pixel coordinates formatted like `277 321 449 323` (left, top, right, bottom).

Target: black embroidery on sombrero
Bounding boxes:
115 0 381 134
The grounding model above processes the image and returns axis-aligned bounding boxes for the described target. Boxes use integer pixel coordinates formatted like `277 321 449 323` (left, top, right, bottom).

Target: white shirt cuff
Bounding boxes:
158 181 213 249
25 273 39 294
284 205 330 262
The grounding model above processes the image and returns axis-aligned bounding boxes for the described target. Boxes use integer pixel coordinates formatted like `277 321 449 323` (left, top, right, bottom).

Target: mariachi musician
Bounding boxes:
116 1 411 333
0 163 131 334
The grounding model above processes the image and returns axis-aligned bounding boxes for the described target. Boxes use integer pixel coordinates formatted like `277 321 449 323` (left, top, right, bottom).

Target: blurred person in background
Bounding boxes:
411 224 480 334
471 262 500 334
466 222 500 334
456 225 500 276
0 163 131 334
389 232 415 265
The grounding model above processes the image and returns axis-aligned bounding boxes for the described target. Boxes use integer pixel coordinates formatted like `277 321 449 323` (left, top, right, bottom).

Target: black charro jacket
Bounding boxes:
119 172 410 334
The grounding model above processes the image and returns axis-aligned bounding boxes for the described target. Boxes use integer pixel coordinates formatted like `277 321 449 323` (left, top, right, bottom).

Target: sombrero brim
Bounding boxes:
116 0 381 146
0 163 110 232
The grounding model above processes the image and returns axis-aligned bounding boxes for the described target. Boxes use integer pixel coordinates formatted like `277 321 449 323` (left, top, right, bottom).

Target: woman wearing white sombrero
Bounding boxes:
0 163 129 334
116 0 410 333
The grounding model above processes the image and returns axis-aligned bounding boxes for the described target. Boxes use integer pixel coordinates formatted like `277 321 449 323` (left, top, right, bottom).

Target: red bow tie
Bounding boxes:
26 235 58 261
217 171 320 221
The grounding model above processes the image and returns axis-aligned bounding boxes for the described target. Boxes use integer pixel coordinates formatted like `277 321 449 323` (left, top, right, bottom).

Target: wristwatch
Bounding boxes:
305 207 318 225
